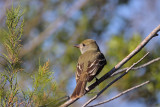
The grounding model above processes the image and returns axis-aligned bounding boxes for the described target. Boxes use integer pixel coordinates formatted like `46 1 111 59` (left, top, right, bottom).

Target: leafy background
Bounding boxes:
0 0 160 107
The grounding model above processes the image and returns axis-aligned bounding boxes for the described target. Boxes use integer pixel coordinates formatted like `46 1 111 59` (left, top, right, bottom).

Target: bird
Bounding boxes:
71 39 107 99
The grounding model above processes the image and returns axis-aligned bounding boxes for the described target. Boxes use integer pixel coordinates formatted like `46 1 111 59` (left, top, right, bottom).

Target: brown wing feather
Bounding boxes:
76 52 106 83
72 51 106 99
87 53 106 82
76 63 84 83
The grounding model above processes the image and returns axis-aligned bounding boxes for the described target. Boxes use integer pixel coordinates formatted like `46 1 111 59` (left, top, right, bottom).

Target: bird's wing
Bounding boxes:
86 52 106 82
76 52 106 83
76 63 84 83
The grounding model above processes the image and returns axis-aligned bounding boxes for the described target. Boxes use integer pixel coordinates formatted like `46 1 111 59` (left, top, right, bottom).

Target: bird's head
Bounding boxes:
74 39 100 54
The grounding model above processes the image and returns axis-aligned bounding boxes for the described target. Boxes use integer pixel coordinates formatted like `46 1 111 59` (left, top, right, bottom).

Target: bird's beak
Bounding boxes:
74 44 80 48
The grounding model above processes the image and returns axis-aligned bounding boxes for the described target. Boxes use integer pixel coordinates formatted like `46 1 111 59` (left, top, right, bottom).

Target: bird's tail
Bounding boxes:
71 79 87 99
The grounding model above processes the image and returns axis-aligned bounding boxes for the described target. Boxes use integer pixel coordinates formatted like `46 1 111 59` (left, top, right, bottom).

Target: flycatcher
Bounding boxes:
71 39 107 99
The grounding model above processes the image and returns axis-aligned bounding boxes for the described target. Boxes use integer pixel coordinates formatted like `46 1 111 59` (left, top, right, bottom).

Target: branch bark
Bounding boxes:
82 52 149 107
60 25 160 107
88 80 150 107
87 25 160 92
111 57 160 77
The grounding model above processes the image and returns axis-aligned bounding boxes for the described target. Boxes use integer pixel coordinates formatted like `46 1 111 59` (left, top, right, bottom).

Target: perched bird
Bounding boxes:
71 39 107 99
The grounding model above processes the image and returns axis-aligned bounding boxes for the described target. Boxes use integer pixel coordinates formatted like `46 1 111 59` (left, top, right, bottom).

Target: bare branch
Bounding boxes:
112 57 160 76
88 80 150 107
82 52 149 107
39 96 69 107
60 25 160 107
60 98 79 107
87 25 160 92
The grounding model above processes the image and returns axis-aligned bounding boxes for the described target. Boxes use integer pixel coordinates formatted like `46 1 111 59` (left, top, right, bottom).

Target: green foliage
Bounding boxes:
0 5 24 107
4 6 24 65
21 60 57 107
0 6 57 107
32 60 56 106
33 60 54 92
0 1 160 106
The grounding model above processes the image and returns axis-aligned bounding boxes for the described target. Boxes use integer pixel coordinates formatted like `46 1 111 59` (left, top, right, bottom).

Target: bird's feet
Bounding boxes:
85 77 99 92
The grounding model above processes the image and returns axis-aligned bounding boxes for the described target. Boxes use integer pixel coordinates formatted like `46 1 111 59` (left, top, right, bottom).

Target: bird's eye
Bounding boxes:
82 44 85 46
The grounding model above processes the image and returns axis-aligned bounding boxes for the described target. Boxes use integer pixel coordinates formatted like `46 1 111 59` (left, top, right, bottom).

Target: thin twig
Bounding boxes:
87 25 160 92
111 57 160 76
39 96 70 107
88 80 150 107
60 25 160 107
82 52 149 107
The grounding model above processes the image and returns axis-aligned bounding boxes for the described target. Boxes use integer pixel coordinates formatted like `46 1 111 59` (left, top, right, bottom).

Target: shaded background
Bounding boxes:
0 0 160 106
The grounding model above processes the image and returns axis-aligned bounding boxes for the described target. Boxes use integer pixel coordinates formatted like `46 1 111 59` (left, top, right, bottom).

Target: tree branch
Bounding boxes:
82 52 149 107
88 80 150 107
60 25 160 107
87 25 160 92
111 57 160 77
